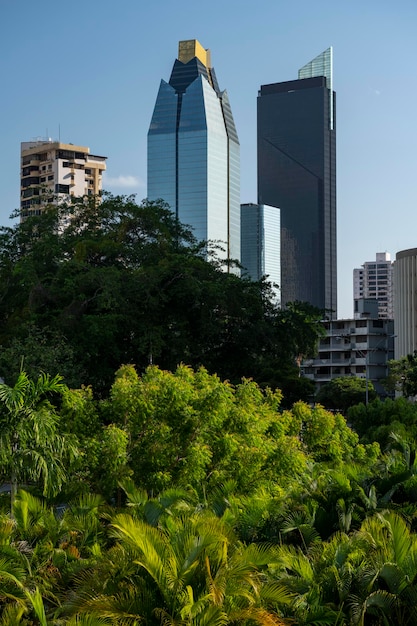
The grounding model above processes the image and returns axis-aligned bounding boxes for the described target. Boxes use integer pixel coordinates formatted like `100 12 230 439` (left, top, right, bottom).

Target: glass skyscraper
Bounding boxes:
240 203 280 302
148 40 240 265
257 48 337 316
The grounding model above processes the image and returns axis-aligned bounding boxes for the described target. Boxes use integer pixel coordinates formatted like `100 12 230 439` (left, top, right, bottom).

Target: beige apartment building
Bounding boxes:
20 139 107 221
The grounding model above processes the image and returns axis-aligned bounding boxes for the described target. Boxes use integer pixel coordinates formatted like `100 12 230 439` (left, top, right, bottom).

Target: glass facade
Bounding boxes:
147 81 177 210
298 47 333 129
148 41 240 266
257 49 337 316
241 203 280 302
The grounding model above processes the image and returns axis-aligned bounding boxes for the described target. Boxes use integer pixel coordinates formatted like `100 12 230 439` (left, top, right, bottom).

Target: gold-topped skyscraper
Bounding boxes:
178 39 211 67
147 40 240 266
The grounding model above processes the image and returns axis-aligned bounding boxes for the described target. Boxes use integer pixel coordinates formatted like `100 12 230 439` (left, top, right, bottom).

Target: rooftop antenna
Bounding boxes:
58 123 61 142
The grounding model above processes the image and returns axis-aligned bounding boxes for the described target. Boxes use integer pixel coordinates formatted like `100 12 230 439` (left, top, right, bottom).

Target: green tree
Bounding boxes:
103 363 288 495
0 194 324 395
316 376 376 414
0 371 76 507
0 488 112 623
350 511 417 625
58 385 130 500
101 364 380 502
385 351 417 399
347 396 417 443
279 301 326 369
271 534 354 625
0 323 83 390
69 508 292 625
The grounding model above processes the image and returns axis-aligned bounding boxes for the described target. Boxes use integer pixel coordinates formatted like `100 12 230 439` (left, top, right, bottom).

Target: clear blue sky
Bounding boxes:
2 0 416 318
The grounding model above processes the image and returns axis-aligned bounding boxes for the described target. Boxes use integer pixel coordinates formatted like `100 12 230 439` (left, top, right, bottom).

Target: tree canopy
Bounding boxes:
0 371 75 507
0 194 323 399
1 364 417 625
315 376 376 413
3 199 417 624
385 351 417 399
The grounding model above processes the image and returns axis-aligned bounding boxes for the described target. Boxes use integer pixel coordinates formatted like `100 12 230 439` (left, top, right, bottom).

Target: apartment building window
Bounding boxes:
22 166 39 176
55 184 70 194
22 155 40 165
22 188 38 198
356 335 367 343
21 176 40 187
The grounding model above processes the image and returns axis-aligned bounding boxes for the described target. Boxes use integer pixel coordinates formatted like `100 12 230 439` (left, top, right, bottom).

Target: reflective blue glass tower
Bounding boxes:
241 203 281 302
148 40 240 265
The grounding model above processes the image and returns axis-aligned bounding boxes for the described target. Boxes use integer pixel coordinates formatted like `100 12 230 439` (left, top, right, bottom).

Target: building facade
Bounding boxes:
257 48 337 315
353 252 394 319
302 299 394 398
394 248 417 359
20 139 107 220
240 203 280 301
148 39 240 265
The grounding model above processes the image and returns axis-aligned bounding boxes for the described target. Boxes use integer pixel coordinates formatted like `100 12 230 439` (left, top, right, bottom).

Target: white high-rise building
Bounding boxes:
20 139 107 221
394 248 417 359
353 252 394 319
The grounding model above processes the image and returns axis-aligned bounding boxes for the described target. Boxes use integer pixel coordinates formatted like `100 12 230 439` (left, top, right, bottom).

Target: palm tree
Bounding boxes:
349 511 417 625
0 489 113 624
120 479 197 526
65 508 292 624
270 538 350 625
0 371 77 509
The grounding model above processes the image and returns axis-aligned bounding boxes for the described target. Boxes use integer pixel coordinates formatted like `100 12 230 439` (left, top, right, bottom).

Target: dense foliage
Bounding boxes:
316 376 376 413
0 365 417 624
0 195 323 401
2 198 417 623
385 351 417 399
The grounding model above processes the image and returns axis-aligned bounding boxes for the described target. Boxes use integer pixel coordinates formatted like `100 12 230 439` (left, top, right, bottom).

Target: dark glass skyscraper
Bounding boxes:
148 40 240 265
257 48 337 316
